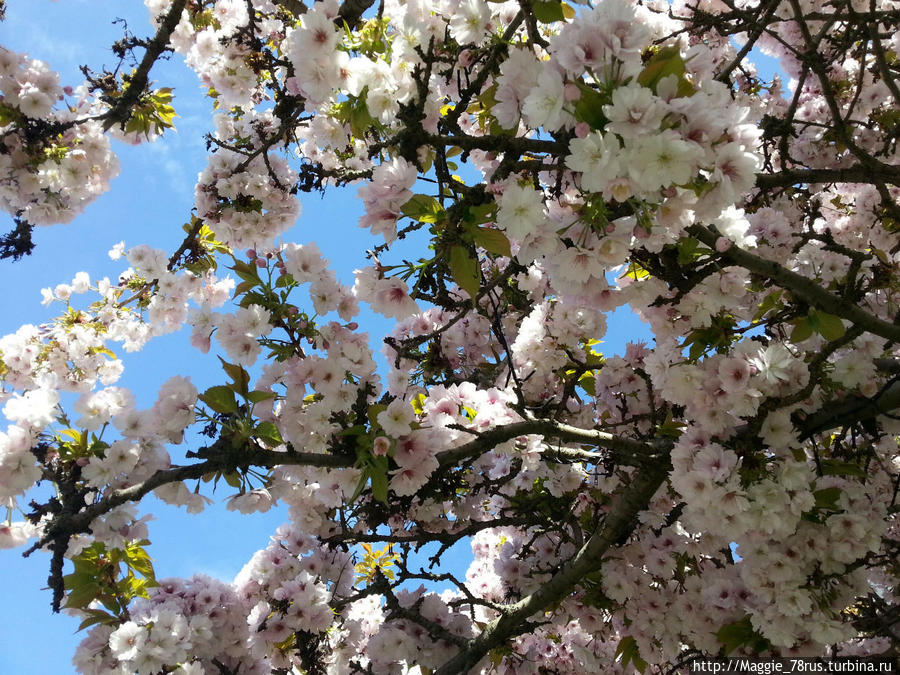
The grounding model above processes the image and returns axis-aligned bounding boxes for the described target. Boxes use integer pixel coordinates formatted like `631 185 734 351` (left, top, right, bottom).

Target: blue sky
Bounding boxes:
0 2 650 673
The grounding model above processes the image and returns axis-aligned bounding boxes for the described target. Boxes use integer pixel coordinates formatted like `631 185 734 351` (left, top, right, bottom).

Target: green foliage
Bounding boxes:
449 245 481 299
354 543 399 585
637 46 696 97
681 314 738 361
615 636 648 673
0 102 22 126
472 227 511 257
573 82 611 130
54 427 109 462
351 453 390 504
400 194 445 223
64 540 158 627
331 90 379 137
531 1 570 23
715 615 771 655
343 16 392 56
182 219 230 274
103 79 177 139
199 385 239 414
254 420 283 447
789 309 846 343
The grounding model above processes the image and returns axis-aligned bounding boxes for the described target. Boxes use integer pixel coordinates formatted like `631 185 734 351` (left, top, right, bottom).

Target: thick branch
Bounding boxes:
798 379 900 438
103 0 187 128
28 447 353 560
436 418 665 468
434 459 671 675
336 0 376 29
755 165 900 191
688 225 900 344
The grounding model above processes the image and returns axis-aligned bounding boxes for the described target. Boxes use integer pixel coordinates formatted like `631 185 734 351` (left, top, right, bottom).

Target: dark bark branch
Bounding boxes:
715 0 781 83
435 417 666 468
755 165 900 191
798 379 900 439
433 459 671 675
103 0 187 129
688 225 900 344
337 0 376 30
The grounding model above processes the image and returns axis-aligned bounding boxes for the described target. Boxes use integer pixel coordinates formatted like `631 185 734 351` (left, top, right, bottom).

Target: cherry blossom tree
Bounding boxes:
1 0 899 672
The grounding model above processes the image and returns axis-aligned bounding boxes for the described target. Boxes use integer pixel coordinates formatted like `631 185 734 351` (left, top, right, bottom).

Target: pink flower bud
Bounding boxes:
564 83 581 102
459 49 474 68
715 237 732 252
347 322 358 330
372 436 391 456
247 249 257 259
575 122 590 138
255 258 267 268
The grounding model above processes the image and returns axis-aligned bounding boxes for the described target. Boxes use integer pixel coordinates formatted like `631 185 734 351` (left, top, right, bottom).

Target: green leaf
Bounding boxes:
637 46 693 95
223 471 243 489
350 466 371 502
199 386 239 415
219 357 250 396
0 104 21 126
573 83 609 130
370 459 389 504
752 289 783 322
231 260 260 284
615 636 648 673
789 317 813 343
349 98 377 137
124 543 155 579
367 403 388 429
58 428 82 443
716 616 770 655
658 410 686 438
233 280 256 298
820 461 866 478
532 0 565 22
449 245 480 299
337 424 368 438
400 194 444 223
410 392 426 415
63 581 102 610
813 486 842 510
275 273 295 288
255 421 284 447
811 310 846 341
465 202 497 226
76 609 119 632
473 227 512 257
246 390 276 404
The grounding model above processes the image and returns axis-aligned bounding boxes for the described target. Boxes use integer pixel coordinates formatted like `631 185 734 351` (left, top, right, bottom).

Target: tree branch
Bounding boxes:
435 418 666 468
755 165 900 191
688 225 900 344
798 378 900 439
102 0 187 129
434 458 671 675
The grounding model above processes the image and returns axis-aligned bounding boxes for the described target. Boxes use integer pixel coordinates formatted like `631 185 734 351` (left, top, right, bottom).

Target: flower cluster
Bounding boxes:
1 0 899 671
